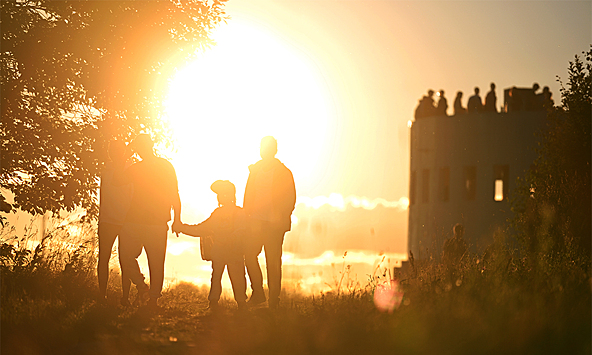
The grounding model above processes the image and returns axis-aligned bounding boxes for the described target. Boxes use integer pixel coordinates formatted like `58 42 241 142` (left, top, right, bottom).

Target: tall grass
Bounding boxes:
1 217 590 355
1 218 97 304
1 216 108 354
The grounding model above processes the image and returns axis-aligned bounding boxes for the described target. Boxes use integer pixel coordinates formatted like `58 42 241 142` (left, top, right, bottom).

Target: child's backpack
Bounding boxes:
200 205 246 261
200 235 214 261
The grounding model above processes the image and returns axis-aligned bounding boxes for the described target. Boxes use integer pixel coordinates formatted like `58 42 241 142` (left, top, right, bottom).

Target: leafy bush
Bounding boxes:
511 47 591 265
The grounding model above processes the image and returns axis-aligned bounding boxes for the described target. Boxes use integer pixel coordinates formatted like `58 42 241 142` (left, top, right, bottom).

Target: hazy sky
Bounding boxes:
217 0 590 202
113 1 592 289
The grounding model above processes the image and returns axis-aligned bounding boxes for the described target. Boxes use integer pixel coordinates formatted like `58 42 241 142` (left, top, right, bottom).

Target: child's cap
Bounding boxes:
210 180 236 197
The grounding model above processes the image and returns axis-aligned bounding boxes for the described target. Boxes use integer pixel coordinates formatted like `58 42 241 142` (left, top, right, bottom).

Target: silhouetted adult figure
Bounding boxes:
243 136 296 309
414 90 437 119
442 223 468 267
484 82 497 113
414 97 425 120
115 134 182 309
508 86 523 112
436 90 448 116
527 83 541 110
467 87 483 114
541 86 554 109
442 223 468 282
535 87 545 109
98 139 133 303
453 91 466 115
423 89 437 117
176 180 247 311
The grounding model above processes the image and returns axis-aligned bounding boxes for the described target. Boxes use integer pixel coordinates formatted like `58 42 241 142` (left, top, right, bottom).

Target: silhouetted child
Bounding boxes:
176 180 247 310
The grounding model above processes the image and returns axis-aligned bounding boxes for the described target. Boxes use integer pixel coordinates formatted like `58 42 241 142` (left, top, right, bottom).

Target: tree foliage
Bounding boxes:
1 0 227 217
512 47 592 261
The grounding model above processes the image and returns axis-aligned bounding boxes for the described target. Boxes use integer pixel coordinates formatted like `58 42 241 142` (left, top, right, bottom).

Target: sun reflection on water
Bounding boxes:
143 236 407 297
297 194 409 211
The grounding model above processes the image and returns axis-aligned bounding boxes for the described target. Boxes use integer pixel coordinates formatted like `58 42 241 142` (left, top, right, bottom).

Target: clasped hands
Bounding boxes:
171 220 184 237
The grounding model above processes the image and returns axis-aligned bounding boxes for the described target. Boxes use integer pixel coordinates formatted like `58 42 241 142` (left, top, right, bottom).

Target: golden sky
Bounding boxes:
15 1 588 293
165 0 590 211
149 0 592 291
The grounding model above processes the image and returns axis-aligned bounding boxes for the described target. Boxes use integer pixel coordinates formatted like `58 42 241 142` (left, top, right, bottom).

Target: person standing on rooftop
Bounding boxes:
467 87 483 114
437 90 448 116
454 91 466 115
484 83 497 113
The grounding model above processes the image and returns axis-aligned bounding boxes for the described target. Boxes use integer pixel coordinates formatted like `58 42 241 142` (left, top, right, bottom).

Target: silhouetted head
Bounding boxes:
490 82 496 90
439 90 445 96
211 180 236 206
456 91 463 98
453 223 464 238
428 89 434 97
260 136 278 160
131 134 154 159
543 86 550 93
474 87 480 95
108 139 126 163
532 83 540 92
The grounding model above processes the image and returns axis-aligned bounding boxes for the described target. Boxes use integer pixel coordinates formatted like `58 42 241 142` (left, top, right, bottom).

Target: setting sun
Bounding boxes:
164 20 336 217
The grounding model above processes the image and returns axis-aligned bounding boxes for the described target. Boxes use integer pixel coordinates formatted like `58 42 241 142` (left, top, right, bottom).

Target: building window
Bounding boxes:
464 166 476 201
438 167 450 202
494 180 504 201
421 169 430 203
493 165 509 201
410 171 416 205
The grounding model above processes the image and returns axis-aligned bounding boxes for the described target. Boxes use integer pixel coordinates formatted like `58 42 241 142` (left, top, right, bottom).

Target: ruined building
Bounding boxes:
408 86 548 258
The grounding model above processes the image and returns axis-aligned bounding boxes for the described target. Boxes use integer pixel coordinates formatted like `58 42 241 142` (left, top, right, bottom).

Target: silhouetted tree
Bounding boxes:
1 0 226 217
511 47 591 261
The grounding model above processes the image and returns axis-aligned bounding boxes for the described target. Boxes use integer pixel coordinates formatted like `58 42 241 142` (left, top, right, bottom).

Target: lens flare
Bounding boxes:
373 279 404 313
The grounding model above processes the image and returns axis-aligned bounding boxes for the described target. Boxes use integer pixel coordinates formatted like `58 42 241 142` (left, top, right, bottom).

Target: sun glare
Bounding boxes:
164 21 335 217
297 193 410 211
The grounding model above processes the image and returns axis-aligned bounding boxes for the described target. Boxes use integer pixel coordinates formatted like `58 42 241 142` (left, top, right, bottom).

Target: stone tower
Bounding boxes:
408 89 548 259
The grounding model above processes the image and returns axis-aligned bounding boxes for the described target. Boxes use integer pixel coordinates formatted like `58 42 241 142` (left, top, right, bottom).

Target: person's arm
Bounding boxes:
171 192 182 237
178 223 208 237
178 211 215 237
243 167 254 216
280 167 297 215
173 192 181 224
168 162 182 236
